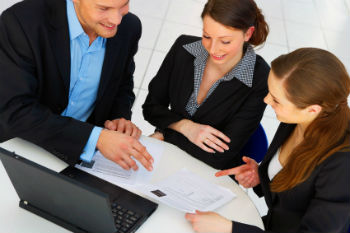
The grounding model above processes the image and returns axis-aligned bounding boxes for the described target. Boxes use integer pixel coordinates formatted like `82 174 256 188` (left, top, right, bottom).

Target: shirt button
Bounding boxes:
71 101 75 105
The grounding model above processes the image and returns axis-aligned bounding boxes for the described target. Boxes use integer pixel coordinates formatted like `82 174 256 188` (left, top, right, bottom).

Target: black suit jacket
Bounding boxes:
233 123 350 233
143 35 270 169
0 0 140 165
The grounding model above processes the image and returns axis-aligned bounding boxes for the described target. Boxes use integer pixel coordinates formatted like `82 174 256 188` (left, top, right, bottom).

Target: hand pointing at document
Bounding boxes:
96 129 154 172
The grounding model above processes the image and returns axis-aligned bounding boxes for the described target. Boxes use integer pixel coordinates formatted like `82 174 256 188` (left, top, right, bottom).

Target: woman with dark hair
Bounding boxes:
186 48 350 233
142 0 270 169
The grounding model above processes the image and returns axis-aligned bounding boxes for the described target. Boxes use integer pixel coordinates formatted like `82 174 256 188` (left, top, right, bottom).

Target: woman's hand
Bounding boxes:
215 156 260 188
169 119 231 153
185 211 232 233
149 131 164 141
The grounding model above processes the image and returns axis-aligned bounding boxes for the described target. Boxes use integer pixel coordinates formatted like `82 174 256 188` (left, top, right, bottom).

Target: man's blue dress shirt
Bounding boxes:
61 0 106 162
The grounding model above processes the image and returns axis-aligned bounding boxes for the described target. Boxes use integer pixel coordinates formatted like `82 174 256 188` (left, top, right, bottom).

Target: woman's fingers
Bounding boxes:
241 175 257 188
210 127 231 143
215 164 250 177
236 170 252 184
199 142 215 153
207 134 229 152
204 137 225 153
235 170 252 181
242 156 257 165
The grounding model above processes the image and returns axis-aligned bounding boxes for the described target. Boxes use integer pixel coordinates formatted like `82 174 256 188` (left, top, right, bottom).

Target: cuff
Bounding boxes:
80 126 103 162
232 221 264 233
155 127 164 134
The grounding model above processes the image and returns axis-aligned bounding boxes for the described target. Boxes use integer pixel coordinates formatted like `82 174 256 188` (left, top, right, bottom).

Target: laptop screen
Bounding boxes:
0 148 116 233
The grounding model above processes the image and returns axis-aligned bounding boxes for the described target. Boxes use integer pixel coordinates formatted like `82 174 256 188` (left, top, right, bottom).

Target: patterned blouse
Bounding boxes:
183 40 257 116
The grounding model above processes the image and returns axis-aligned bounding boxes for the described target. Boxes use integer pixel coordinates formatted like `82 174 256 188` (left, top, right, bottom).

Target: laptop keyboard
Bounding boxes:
111 202 141 233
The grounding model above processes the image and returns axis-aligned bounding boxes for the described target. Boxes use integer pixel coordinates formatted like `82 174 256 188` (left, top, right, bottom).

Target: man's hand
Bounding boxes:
104 118 141 139
185 211 232 233
96 129 153 171
215 156 260 188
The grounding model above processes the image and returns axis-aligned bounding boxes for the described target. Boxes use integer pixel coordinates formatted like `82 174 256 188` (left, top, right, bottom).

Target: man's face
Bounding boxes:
73 0 129 39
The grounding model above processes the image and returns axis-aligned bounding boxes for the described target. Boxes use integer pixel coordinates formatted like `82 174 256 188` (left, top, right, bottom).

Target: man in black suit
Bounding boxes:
0 0 153 171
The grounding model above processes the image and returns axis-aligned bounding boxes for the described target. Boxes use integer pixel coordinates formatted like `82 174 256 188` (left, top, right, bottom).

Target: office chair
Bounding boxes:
228 124 268 182
236 124 268 193
240 124 268 163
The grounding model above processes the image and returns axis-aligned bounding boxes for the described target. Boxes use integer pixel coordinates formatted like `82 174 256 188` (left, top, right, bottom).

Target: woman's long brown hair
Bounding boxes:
270 48 350 192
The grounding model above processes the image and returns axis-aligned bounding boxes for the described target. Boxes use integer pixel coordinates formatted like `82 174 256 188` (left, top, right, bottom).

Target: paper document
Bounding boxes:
75 136 164 185
139 168 236 213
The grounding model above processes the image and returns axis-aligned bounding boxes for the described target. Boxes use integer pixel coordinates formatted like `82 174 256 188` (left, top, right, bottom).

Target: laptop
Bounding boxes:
0 147 158 233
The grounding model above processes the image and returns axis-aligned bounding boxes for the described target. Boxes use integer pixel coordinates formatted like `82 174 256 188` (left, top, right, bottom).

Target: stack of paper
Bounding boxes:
75 137 236 213
138 168 236 213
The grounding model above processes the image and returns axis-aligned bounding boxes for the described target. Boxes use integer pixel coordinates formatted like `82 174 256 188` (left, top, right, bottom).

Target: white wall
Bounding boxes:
346 0 350 12
0 0 21 14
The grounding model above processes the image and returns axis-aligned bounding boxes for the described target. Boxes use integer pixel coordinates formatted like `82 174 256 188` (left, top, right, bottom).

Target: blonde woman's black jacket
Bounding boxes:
233 123 350 233
142 35 270 170
0 0 140 165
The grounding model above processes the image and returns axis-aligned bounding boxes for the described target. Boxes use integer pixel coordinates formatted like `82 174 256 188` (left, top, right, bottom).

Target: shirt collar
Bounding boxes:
66 0 106 51
66 0 84 41
183 40 256 87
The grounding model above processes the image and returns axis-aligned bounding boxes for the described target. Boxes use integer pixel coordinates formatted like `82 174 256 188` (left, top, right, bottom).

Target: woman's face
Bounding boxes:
201 15 252 66
264 71 320 125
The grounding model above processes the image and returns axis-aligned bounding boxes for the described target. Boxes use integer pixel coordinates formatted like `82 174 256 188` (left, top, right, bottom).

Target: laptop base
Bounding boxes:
0 146 157 233
19 200 88 233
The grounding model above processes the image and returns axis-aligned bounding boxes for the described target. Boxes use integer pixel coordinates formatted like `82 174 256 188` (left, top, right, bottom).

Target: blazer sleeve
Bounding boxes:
142 36 186 129
0 9 93 165
297 151 350 232
109 16 141 120
163 59 269 170
232 151 350 233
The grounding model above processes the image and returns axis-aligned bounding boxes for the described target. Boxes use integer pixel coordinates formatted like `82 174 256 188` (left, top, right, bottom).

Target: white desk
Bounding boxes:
0 137 264 233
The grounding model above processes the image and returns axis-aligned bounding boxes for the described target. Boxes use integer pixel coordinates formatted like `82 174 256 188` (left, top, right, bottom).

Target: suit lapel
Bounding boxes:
47 0 70 95
51 28 71 94
176 59 196 118
95 35 123 104
259 123 296 206
193 79 242 119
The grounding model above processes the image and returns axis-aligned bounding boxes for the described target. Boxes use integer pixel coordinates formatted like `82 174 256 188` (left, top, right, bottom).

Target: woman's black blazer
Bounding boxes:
142 35 270 169
233 123 350 233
